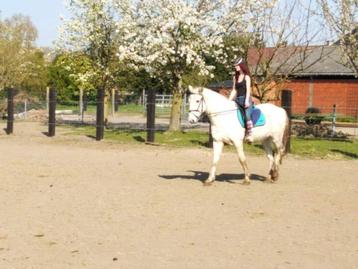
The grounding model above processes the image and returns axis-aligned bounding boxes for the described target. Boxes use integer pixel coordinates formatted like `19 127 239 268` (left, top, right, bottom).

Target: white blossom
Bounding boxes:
113 0 274 86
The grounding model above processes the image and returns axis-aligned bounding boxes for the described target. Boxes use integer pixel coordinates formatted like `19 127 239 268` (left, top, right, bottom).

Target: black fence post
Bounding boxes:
6 88 14 135
146 88 156 143
48 87 57 137
281 90 292 153
96 88 105 141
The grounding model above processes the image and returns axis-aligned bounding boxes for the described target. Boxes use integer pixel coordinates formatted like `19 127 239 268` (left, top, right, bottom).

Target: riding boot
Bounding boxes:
245 120 254 143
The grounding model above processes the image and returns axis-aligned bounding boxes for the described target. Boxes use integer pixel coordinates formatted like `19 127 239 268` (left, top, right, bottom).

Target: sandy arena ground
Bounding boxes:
0 122 357 269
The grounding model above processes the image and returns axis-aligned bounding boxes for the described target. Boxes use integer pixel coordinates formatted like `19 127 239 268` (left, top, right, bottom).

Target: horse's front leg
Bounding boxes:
204 140 224 186
233 140 251 185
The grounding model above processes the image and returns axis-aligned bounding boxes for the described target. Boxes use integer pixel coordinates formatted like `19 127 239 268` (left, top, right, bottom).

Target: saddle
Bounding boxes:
237 105 266 128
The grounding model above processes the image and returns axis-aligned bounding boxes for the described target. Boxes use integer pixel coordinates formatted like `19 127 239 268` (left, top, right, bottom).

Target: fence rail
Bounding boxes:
6 100 357 123
1 92 357 140
142 93 188 117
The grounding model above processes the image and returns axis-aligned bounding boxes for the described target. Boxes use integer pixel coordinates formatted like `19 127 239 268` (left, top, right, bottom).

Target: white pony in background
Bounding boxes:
188 86 289 185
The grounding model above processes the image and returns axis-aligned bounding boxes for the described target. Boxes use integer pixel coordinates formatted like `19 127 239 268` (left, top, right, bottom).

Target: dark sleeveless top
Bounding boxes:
235 76 247 97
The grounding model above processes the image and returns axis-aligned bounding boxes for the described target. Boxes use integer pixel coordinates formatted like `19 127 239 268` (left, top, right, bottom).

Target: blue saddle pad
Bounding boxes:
237 106 266 128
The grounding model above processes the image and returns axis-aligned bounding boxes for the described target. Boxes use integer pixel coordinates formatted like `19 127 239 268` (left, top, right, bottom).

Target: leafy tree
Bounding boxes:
0 14 47 93
48 53 97 102
21 50 48 97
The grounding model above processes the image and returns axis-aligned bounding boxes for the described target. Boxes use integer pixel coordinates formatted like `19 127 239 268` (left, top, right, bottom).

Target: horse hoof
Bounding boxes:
203 181 214 186
263 177 272 183
242 180 251 185
269 170 279 182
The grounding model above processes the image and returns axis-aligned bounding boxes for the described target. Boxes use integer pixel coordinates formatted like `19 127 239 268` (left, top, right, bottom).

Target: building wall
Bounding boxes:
212 78 358 117
285 79 358 117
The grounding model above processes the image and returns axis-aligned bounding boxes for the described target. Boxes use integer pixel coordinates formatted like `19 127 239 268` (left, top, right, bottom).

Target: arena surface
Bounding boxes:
0 122 357 269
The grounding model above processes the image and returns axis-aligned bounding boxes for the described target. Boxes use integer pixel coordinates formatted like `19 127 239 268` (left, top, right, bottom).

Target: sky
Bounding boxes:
0 0 337 48
0 0 68 47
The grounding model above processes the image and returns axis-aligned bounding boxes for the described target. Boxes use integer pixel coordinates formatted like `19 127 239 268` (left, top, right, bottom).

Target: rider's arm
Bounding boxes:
228 76 236 101
245 75 251 108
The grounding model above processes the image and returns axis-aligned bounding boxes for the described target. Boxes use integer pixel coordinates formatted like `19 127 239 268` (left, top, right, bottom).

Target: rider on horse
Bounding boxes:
228 58 254 143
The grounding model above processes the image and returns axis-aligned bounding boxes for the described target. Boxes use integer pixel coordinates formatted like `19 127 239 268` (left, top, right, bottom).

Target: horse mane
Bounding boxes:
202 87 236 110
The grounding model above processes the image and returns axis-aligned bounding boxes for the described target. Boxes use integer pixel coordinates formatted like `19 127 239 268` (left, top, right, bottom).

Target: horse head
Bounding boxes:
188 86 206 124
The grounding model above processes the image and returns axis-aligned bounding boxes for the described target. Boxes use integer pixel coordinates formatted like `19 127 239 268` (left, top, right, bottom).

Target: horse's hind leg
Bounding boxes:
205 140 224 186
262 138 277 182
271 139 284 181
233 141 250 185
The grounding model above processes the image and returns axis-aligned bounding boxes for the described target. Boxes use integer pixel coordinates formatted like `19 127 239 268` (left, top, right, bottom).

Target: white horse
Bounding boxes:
188 86 289 185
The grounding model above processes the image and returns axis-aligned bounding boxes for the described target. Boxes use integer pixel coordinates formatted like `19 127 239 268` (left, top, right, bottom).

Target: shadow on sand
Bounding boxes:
159 170 266 184
330 149 358 159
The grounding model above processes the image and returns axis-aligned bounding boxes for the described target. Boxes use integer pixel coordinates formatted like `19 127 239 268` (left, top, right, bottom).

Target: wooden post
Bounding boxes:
48 87 57 137
83 93 88 112
308 77 314 108
114 89 119 112
281 90 292 153
142 89 145 108
111 88 115 116
79 88 83 120
96 88 105 141
82 93 87 123
181 93 187 118
332 104 336 137
146 88 156 143
6 88 14 135
24 100 28 119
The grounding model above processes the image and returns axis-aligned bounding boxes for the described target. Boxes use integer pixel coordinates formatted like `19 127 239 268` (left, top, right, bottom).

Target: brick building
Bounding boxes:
209 46 358 117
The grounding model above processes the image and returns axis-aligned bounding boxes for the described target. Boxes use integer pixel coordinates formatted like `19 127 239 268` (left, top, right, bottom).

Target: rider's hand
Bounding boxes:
245 100 250 108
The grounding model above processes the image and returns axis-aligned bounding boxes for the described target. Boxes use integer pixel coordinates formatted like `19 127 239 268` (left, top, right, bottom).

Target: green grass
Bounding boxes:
55 103 167 116
291 138 358 159
64 125 358 159
56 104 82 114
117 103 144 114
66 125 211 147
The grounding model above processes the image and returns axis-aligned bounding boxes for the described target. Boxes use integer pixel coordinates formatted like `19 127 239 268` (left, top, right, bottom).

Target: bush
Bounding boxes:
304 107 324 125
291 123 349 140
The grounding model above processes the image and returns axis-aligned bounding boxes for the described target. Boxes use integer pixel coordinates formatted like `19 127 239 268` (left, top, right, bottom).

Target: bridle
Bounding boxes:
188 95 206 121
189 93 240 122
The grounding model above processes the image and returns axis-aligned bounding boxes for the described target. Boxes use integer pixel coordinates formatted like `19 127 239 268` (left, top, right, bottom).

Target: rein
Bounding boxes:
189 94 238 119
208 108 239 116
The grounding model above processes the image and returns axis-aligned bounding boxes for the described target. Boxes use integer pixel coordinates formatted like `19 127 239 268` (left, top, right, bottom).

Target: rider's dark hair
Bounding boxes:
234 61 251 81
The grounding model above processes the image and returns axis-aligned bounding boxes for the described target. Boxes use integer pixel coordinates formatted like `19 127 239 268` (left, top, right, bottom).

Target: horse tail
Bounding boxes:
280 112 290 164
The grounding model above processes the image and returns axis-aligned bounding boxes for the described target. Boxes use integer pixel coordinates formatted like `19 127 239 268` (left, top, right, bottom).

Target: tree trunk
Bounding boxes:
168 89 183 131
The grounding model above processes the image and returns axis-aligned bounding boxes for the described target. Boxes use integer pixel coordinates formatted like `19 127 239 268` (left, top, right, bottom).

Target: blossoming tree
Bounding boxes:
318 0 358 76
57 0 119 124
116 0 275 131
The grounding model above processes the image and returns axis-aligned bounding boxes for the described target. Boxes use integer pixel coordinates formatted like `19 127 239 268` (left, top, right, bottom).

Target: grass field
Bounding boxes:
64 125 358 160
56 103 174 117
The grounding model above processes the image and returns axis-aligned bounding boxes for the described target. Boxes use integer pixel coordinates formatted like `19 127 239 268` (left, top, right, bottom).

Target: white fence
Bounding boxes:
142 92 188 116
